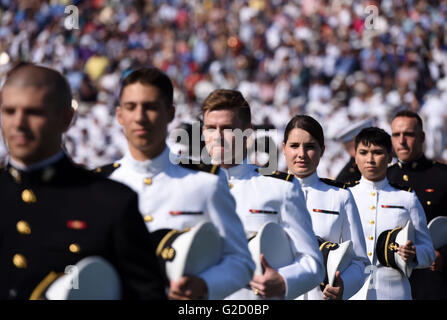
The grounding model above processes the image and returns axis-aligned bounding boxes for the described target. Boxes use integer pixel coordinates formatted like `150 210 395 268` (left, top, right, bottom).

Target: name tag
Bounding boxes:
312 208 339 215
169 211 203 216
381 205 405 209
249 209 278 215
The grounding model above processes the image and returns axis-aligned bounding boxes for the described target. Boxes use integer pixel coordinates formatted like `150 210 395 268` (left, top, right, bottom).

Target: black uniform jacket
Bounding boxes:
336 157 361 185
0 154 167 300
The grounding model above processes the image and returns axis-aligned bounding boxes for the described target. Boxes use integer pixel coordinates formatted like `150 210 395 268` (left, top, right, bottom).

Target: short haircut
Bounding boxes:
201 89 251 126
283 114 324 149
3 63 72 111
119 67 173 108
355 127 392 153
392 110 423 131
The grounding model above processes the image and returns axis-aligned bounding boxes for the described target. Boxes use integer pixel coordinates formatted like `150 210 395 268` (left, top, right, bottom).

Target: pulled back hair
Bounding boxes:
355 127 392 153
201 89 251 126
119 67 173 108
283 115 325 149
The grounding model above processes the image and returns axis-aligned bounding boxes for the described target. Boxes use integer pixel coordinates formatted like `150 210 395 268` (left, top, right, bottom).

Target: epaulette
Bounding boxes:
92 162 121 177
389 182 412 192
319 178 346 189
179 162 220 175
344 180 360 188
255 169 295 183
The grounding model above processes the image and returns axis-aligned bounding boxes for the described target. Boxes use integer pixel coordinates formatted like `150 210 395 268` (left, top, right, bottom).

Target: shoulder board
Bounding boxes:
179 162 220 175
344 180 360 188
389 182 412 192
319 178 346 189
92 162 121 177
255 168 295 183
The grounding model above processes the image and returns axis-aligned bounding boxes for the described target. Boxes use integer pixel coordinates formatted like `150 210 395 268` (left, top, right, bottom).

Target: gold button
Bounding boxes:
143 177 152 185
16 221 31 235
21 189 37 203
370 205 375 210
113 163 120 168
403 174 409 182
95 167 102 173
69 243 81 253
229 183 233 189
13 254 27 268
371 192 376 196
427 201 431 206
144 215 153 222
367 252 372 256
369 220 375 225
368 236 374 240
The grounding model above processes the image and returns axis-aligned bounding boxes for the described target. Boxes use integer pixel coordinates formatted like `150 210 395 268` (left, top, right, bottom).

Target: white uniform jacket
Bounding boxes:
350 177 435 300
297 172 369 300
105 147 255 300
221 162 325 300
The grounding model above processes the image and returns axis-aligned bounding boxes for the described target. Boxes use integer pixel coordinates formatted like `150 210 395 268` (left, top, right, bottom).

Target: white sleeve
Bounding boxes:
277 179 325 300
340 190 370 299
410 192 436 269
198 172 255 299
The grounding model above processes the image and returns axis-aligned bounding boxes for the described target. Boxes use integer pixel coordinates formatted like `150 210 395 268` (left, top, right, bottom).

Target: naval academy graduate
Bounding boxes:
96 67 254 300
387 110 447 299
282 115 369 300
201 89 325 300
0 64 167 300
349 127 435 300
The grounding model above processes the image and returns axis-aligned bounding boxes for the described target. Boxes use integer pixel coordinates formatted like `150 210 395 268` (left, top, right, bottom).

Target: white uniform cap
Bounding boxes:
335 119 373 143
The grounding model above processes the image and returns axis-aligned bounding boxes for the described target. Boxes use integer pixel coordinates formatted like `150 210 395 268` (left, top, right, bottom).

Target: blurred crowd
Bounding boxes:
1 0 447 178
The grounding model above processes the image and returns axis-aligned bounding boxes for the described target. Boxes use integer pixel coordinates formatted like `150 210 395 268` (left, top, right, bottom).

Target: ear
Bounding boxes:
281 141 286 155
116 106 123 125
387 151 393 164
320 145 326 158
62 107 75 132
167 104 175 123
420 130 425 144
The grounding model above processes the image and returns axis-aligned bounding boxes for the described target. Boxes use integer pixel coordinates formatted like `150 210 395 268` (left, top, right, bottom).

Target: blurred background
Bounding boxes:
0 0 446 178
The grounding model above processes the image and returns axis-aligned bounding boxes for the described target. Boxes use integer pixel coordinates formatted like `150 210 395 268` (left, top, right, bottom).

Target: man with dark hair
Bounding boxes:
96 67 254 300
202 89 325 300
348 127 435 299
0 64 167 300
387 110 447 299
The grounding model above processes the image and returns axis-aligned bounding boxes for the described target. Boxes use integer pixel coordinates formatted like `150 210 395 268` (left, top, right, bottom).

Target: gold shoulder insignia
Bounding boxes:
255 169 294 183
389 182 412 192
319 178 346 189
179 162 220 175
92 163 120 177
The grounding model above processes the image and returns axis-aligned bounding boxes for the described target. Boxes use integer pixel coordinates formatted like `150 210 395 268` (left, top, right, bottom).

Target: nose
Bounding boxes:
134 105 147 123
14 110 28 129
398 133 406 145
297 145 305 158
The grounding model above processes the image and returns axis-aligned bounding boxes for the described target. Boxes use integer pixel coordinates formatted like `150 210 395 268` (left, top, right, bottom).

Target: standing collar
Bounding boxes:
222 158 255 179
296 171 319 187
358 176 388 190
9 150 65 172
123 146 171 175
397 154 428 169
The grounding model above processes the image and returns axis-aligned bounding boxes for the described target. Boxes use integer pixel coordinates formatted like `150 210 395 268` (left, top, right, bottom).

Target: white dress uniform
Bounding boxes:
295 172 369 300
104 147 255 300
221 161 325 300
349 177 436 300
